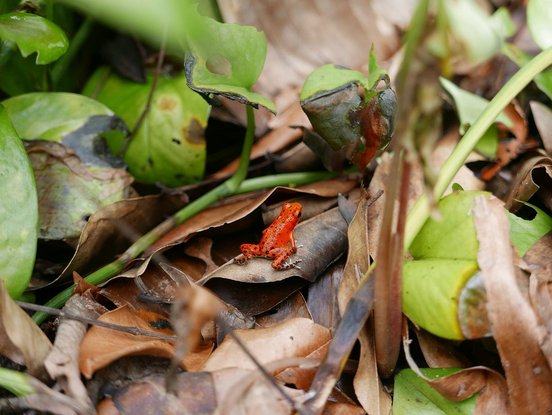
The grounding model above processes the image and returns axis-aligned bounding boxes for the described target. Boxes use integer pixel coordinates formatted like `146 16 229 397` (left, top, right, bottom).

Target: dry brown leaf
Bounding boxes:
531 101 552 155
0 280 52 377
200 206 348 286
338 192 370 314
79 306 212 378
415 328 470 369
202 317 331 372
529 270 552 369
150 182 356 256
214 366 305 415
95 372 217 415
210 101 309 179
367 153 424 257
474 195 552 413
45 294 104 413
353 321 391 415
307 262 343 331
256 291 311 328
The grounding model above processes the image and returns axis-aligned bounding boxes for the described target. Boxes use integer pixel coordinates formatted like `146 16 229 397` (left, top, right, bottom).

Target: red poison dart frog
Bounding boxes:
235 202 302 270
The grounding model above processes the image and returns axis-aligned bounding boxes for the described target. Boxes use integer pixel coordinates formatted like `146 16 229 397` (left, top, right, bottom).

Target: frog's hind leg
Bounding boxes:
234 243 261 265
267 247 301 270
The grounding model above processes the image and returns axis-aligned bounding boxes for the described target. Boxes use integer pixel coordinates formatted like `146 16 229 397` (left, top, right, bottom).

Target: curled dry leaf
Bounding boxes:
403 327 509 414
0 280 52 377
504 152 552 212
202 317 331 372
474 195 552 413
79 306 212 378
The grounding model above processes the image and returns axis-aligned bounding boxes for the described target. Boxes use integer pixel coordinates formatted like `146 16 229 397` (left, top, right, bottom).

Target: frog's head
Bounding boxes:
282 202 302 224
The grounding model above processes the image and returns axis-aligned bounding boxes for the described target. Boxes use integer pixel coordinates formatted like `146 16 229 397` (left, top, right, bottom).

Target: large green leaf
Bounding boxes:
184 7 275 112
83 67 210 187
2 92 117 141
0 105 38 298
403 259 479 340
2 93 133 240
393 368 477 414
409 191 488 260
0 12 68 64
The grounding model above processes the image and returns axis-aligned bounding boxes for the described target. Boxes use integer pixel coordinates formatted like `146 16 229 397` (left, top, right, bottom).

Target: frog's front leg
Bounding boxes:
235 243 261 265
267 247 301 270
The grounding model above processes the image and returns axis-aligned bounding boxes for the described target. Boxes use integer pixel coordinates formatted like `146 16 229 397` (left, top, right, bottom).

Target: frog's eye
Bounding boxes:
297 211 302 218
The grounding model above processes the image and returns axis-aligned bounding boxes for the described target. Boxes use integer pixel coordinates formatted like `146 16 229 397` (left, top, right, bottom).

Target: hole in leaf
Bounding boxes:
206 54 231 77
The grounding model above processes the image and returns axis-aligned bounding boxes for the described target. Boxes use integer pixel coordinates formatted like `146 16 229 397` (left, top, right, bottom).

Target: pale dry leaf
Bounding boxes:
353 322 391 415
202 317 331 372
474 195 552 413
338 191 369 315
45 294 104 413
0 281 52 377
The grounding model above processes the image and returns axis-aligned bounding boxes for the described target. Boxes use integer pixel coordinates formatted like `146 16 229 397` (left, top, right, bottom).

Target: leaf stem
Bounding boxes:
404 46 552 249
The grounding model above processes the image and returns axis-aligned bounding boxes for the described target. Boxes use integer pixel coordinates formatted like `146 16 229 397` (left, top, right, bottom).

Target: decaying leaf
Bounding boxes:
79 306 212 378
27 140 133 241
202 317 330 372
0 281 52 377
474 195 552 413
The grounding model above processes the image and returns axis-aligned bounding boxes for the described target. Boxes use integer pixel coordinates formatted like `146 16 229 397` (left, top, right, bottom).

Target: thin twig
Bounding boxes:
18 301 176 340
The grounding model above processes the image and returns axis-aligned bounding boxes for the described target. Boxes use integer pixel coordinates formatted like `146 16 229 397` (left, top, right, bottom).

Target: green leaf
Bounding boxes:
83 67 210 187
502 43 552 101
528 0 552 50
409 191 489 260
0 12 68 64
184 9 274 112
0 105 38 298
0 45 48 96
300 64 367 103
2 92 117 141
508 203 552 256
403 259 479 340
440 78 512 158
393 368 477 415
444 0 513 65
